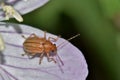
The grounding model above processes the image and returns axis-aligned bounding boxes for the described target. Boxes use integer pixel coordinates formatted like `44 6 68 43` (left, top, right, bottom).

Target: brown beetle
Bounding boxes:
22 31 59 64
22 31 80 65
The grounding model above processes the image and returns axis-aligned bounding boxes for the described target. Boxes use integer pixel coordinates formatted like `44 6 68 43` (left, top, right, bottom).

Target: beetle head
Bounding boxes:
49 50 57 56
49 44 57 56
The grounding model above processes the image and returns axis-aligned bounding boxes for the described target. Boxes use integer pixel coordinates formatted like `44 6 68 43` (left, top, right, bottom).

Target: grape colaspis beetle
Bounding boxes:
22 31 80 65
22 31 60 64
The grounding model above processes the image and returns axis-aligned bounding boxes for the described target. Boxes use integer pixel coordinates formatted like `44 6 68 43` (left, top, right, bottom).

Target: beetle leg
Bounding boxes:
48 35 60 42
28 54 36 59
44 31 47 39
21 53 26 56
29 53 40 59
21 52 29 56
29 33 37 37
39 53 44 64
49 58 56 63
46 53 56 63
28 55 32 59
21 53 32 59
21 35 26 39
27 53 37 59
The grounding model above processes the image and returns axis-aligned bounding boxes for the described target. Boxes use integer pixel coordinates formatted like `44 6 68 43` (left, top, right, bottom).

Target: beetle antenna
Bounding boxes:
57 34 80 48
67 34 80 41
56 34 80 73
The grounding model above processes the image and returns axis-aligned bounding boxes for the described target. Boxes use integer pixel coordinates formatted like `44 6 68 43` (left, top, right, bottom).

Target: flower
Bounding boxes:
0 22 88 80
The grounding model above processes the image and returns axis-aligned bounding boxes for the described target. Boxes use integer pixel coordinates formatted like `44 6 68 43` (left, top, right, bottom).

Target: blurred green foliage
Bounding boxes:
9 0 120 80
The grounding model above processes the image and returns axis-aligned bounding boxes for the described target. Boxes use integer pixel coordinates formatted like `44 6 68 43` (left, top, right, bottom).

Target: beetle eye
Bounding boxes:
54 44 56 46
51 50 54 52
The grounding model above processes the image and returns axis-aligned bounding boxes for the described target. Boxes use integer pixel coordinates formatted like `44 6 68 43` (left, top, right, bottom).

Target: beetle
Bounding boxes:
22 31 60 64
22 31 80 65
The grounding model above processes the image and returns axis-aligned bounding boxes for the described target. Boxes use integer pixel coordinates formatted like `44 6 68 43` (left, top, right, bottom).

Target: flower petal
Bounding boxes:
0 66 12 80
0 0 49 21
0 22 88 80
0 34 5 51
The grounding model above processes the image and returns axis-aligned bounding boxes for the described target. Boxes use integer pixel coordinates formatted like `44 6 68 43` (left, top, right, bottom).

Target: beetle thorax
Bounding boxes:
43 40 57 56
